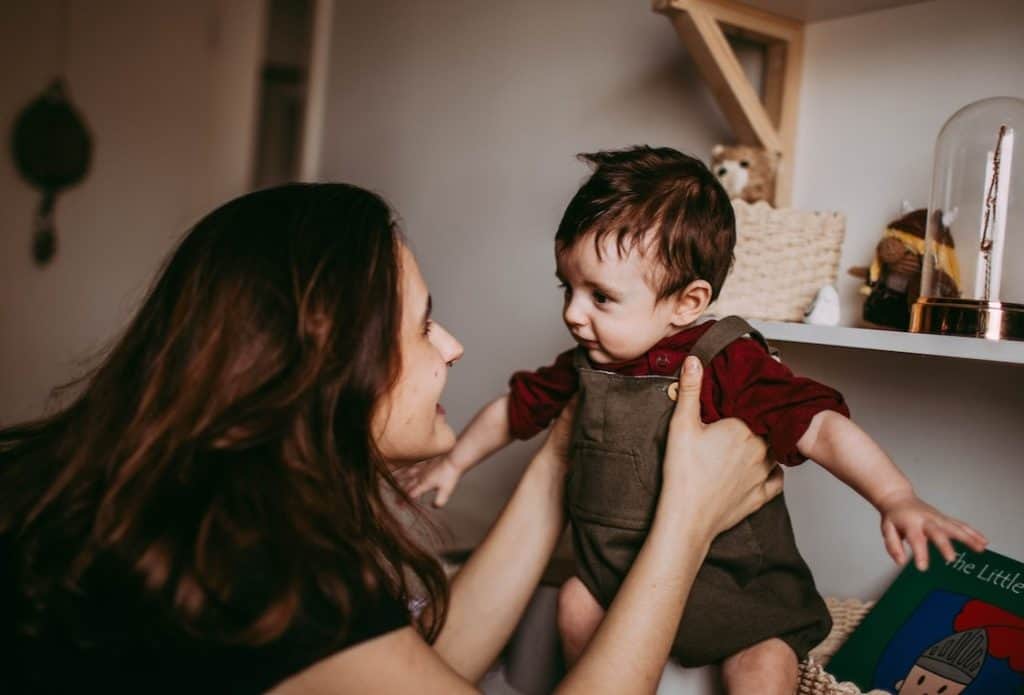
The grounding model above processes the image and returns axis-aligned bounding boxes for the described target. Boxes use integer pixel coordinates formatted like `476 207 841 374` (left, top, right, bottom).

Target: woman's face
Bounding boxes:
372 245 464 466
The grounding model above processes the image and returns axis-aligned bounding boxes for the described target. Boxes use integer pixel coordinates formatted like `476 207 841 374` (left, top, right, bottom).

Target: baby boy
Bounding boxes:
402 146 987 693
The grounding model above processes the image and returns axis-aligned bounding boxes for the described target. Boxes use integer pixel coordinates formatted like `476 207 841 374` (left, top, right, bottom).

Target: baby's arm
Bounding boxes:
401 347 578 507
448 393 515 474
797 411 987 570
397 394 514 507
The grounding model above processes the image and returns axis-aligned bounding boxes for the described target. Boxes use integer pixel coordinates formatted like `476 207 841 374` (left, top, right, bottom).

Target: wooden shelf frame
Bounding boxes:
653 0 805 205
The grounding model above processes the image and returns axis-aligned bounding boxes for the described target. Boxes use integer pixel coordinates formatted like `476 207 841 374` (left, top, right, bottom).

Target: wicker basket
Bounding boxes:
710 200 845 322
797 597 889 695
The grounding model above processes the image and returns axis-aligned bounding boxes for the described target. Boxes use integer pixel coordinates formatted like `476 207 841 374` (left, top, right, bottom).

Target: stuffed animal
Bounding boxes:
709 144 779 204
849 203 961 329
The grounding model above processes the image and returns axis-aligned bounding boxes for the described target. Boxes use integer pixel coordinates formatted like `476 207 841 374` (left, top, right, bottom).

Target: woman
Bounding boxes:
0 184 779 693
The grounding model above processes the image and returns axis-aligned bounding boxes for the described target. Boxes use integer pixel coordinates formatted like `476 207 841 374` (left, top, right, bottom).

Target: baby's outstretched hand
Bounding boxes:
396 455 464 507
877 491 987 571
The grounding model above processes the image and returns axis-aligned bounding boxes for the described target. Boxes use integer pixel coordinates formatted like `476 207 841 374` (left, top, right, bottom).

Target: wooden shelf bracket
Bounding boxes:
653 0 805 206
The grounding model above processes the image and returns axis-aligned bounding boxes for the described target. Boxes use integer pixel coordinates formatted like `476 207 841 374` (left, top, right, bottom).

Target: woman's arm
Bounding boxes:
275 398 574 694
429 396 572 680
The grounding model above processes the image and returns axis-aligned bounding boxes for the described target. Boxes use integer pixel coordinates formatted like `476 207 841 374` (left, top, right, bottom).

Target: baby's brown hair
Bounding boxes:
555 145 736 301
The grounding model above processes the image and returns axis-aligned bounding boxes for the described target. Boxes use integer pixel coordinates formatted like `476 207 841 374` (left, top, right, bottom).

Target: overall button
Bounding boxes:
667 383 679 401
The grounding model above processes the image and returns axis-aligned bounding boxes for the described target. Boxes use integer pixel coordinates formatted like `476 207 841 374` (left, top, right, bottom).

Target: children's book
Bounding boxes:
828 545 1024 694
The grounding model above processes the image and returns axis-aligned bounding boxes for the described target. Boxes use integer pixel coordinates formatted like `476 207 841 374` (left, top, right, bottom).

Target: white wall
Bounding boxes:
783 0 1024 597
0 0 264 425
793 0 1024 324
320 0 742 542
0 0 1017 605
320 0 1024 600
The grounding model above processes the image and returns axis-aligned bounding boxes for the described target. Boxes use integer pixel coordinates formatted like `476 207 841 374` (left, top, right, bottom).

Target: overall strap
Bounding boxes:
688 316 776 368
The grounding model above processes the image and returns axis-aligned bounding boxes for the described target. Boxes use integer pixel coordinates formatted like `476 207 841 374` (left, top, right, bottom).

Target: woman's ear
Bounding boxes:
669 280 712 328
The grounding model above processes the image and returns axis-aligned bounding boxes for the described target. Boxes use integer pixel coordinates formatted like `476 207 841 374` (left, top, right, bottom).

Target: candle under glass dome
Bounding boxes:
911 96 1024 341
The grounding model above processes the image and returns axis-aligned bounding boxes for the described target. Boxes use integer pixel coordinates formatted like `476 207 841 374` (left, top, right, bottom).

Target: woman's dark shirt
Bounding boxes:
1 536 410 693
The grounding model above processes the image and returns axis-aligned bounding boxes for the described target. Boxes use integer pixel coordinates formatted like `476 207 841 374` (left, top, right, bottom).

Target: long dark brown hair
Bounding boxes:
0 183 447 648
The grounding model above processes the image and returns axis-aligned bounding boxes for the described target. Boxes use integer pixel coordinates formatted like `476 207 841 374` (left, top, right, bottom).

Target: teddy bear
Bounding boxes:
709 144 779 204
849 203 961 329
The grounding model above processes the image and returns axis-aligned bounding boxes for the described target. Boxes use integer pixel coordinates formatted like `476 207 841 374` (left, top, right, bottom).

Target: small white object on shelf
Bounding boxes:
750 320 1024 365
803 285 840 326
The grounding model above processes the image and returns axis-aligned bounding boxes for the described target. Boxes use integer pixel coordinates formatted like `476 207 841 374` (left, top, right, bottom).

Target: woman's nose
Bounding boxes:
433 322 464 365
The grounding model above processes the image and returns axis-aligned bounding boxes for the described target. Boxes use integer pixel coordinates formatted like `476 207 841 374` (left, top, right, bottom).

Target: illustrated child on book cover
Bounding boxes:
878 593 1024 694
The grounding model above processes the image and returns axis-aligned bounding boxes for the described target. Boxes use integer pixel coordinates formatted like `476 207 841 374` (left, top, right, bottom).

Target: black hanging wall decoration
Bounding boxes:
10 1 93 267
12 80 93 267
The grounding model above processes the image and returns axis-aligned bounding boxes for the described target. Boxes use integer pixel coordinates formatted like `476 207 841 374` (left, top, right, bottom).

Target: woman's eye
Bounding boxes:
592 291 608 304
423 320 434 336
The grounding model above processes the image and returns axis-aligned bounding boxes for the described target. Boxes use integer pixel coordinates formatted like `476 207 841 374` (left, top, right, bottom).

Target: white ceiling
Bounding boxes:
737 0 931 23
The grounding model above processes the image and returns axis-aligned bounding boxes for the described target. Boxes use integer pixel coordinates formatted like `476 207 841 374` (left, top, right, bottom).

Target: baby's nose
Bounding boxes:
563 302 585 327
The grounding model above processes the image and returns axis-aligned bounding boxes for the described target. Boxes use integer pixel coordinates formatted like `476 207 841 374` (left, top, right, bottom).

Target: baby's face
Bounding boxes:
556 234 682 365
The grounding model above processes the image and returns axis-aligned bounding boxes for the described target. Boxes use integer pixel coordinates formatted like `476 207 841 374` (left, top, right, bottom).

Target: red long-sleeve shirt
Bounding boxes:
507 321 849 466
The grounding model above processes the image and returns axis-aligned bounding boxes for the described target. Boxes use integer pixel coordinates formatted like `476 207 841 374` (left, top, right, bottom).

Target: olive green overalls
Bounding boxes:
565 317 832 666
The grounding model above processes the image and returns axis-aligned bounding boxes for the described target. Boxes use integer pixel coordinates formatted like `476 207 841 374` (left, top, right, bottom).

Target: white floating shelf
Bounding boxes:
749 320 1024 365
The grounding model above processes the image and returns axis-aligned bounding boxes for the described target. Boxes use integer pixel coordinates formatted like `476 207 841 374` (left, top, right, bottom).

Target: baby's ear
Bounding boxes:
669 280 712 328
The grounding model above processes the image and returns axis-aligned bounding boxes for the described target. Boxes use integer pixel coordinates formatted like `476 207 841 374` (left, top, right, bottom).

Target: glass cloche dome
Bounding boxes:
911 97 1024 341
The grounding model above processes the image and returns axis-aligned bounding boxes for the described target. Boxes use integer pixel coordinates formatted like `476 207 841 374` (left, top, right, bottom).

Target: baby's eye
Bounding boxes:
592 290 609 304
558 282 570 297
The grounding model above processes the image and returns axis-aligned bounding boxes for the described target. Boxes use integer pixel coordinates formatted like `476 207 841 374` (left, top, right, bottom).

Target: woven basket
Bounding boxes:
710 200 845 322
797 597 888 695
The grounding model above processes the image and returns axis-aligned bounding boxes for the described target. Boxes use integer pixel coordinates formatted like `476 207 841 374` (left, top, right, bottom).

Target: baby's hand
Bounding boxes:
396 454 464 507
877 491 987 571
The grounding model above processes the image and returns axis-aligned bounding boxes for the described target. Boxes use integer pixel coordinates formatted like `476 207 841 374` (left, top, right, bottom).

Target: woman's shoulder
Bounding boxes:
245 583 414 691
271 623 477 694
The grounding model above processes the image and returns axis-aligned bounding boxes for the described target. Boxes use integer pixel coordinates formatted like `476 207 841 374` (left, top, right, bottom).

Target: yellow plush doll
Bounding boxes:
851 205 961 329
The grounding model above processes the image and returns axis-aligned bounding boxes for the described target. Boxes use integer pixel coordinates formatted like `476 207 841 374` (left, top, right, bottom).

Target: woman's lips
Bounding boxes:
436 403 446 415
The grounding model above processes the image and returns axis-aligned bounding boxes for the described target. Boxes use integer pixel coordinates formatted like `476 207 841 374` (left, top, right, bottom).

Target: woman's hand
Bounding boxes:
661 356 782 538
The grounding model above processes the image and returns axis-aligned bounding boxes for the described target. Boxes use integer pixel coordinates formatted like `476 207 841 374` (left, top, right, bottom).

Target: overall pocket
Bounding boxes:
566 443 659 531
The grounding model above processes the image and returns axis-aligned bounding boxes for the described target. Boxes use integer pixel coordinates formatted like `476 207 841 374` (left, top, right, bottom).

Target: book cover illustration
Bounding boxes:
828 546 1024 694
